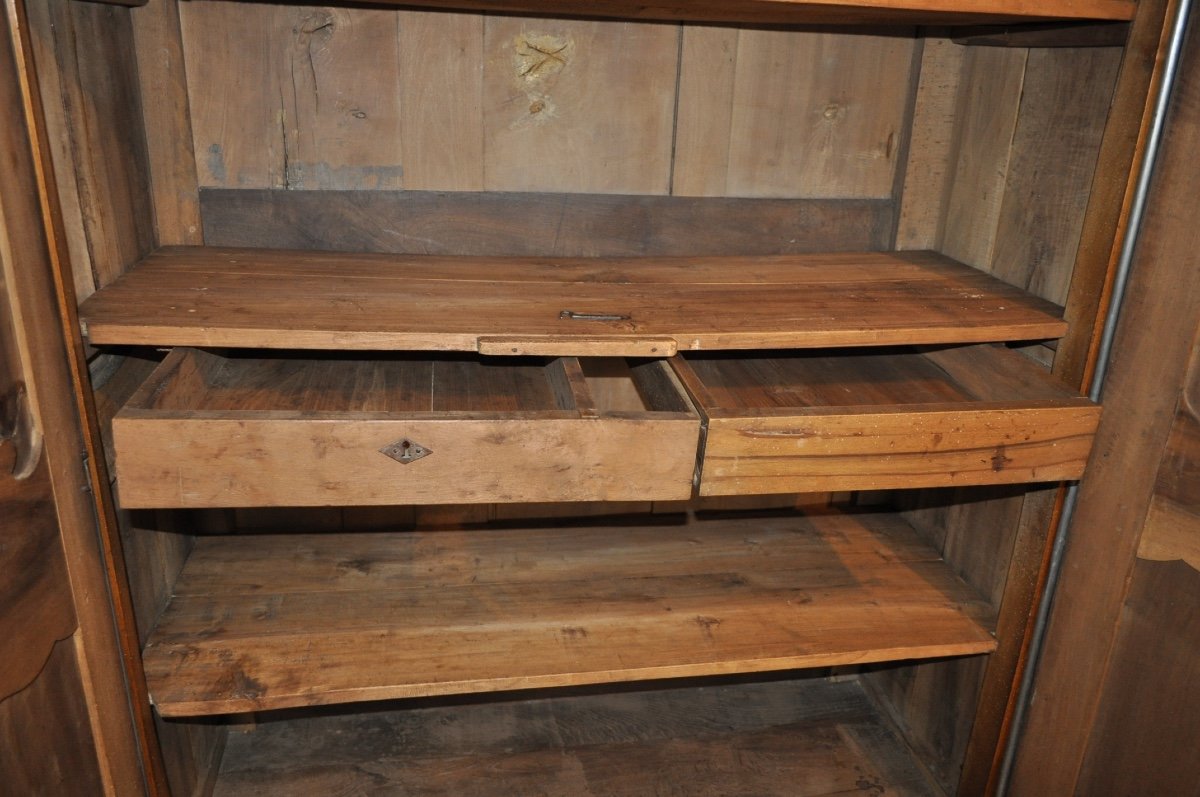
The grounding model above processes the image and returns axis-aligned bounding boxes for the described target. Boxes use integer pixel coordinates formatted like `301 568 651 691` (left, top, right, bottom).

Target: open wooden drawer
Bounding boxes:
672 344 1101 496
112 349 700 508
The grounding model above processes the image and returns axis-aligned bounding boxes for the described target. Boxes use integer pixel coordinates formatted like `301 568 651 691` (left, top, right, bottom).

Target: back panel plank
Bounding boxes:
199 189 895 256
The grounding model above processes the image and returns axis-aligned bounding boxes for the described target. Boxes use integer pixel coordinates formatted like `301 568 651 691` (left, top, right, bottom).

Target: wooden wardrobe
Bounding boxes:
1 0 1195 793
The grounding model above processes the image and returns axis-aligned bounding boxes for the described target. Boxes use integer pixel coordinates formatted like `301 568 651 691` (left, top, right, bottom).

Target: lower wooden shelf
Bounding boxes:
212 677 941 796
143 509 996 717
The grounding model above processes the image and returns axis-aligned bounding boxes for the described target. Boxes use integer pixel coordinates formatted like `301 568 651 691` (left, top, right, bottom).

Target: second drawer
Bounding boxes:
113 349 701 508
671 344 1101 496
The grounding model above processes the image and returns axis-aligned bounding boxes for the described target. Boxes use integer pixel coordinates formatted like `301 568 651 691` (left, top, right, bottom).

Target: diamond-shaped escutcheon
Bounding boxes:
379 438 432 465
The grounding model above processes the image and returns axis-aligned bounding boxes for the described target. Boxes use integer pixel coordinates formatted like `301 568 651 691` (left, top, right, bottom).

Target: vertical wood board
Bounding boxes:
398 11 485 190
894 36 964 250
939 45 1027 269
990 47 1122 304
481 16 678 194
726 28 914 199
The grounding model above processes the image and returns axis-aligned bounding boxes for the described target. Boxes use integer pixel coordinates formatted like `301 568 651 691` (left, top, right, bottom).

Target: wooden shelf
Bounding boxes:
213 678 942 795
283 0 1136 25
78 247 1066 355
143 509 996 717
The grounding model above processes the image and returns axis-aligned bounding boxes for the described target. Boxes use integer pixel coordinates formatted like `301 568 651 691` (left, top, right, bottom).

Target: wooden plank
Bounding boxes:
0 637 105 795
3 1 164 789
29 0 155 291
1054 0 1175 389
677 346 1097 494
131 0 202 245
481 17 677 194
199 188 896 256
78 247 1068 352
952 21 1130 46
895 36 964 250
671 25 738 197
1011 12 1200 789
1075 560 1200 795
990 47 1122 304
142 511 996 716
276 7 404 190
212 680 937 796
0 455 76 701
699 406 1097 495
721 29 915 199
398 11 484 190
197 0 1137 25
179 1 281 188
940 45 1028 269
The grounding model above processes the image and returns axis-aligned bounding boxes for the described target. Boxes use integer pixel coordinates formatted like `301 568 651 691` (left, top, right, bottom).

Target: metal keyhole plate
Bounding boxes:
380 438 432 464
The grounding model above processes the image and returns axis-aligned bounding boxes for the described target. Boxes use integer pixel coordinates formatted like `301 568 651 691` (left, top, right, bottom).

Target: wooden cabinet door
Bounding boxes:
0 2 158 792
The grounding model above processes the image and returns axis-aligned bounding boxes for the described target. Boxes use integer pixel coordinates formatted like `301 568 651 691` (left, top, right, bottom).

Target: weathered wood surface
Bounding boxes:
212 679 938 796
674 27 914 199
132 0 202 245
199 189 896 256
113 349 699 507
3 1 161 789
143 510 995 716
1012 11 1200 791
24 0 154 296
79 247 1067 352
676 344 1098 495
189 0 1135 25
1076 560 1200 795
210 678 932 795
0 638 105 796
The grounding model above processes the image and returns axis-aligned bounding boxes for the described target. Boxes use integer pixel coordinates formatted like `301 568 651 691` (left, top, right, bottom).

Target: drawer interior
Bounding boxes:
675 344 1089 412
126 349 695 418
673 344 1101 495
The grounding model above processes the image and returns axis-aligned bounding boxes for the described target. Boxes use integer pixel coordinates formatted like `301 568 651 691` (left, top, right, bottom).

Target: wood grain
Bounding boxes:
732 29 914 199
671 25 738 197
895 36 964 250
1011 13 1200 790
3 1 162 789
481 17 677 194
26 0 155 292
142 510 996 717
677 345 1097 495
199 188 896 256
990 47 1122 304
398 11 484 191
1076 560 1200 795
78 247 1068 352
211 679 938 796
0 637 105 795
112 349 700 507
132 0 203 245
1054 0 1175 387
210 0 1137 25
940 45 1028 270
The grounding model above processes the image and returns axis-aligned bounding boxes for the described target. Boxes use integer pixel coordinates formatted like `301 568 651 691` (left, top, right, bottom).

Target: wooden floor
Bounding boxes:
212 677 942 796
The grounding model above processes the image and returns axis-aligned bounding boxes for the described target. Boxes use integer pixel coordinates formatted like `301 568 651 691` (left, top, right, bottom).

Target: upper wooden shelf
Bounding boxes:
78 247 1066 355
143 509 996 717
278 0 1136 25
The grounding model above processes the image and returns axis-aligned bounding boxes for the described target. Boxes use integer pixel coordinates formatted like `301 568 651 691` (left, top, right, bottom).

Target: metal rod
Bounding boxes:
996 0 1194 792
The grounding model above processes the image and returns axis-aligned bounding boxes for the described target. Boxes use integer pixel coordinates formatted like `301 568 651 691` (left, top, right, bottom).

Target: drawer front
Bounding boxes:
114 416 699 508
698 405 1100 496
111 349 701 508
